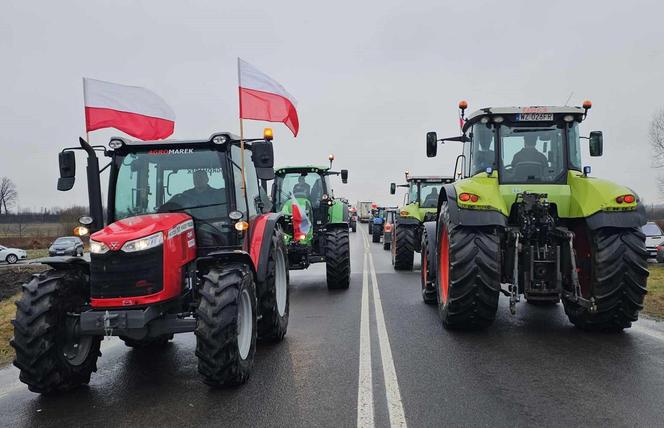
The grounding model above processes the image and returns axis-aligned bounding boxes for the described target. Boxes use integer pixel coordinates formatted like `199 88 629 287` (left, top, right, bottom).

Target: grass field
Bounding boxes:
645 264 664 318
0 294 18 366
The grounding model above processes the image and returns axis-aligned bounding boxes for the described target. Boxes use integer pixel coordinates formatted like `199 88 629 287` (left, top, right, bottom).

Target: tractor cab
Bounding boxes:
273 165 348 233
390 176 454 221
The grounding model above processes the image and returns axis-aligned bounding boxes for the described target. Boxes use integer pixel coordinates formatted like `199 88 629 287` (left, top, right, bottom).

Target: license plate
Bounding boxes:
56 251 64 255
517 113 553 121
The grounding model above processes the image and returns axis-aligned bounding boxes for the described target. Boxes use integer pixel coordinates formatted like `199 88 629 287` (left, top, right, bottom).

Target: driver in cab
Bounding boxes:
511 134 548 168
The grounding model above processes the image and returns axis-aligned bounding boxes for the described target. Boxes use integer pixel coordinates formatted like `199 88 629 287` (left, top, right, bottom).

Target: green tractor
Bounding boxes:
389 174 454 270
421 100 649 331
272 158 351 290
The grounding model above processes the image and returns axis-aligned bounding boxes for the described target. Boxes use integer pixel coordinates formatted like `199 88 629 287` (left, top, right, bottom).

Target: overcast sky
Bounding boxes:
1 0 663 210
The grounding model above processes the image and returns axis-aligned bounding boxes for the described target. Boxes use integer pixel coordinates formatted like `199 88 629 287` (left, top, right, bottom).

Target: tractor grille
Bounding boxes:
90 247 163 298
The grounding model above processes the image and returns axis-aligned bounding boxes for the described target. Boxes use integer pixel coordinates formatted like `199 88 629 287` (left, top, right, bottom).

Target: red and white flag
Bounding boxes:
291 196 311 238
83 78 175 140
238 58 299 137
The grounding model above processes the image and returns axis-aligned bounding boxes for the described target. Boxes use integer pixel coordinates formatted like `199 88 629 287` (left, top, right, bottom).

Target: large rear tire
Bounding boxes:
393 224 416 271
563 227 648 331
372 225 381 243
436 203 500 329
195 264 256 387
420 229 436 305
326 227 350 290
351 223 357 233
11 270 102 394
257 227 290 342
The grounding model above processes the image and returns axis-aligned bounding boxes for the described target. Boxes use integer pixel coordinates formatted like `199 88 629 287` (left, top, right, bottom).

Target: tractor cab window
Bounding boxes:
274 172 325 211
469 124 496 176
114 148 230 247
419 183 442 208
499 124 566 184
567 122 582 171
408 183 418 204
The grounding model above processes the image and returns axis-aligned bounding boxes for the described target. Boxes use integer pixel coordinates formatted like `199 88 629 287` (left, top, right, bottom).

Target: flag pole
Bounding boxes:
82 77 90 144
237 58 247 194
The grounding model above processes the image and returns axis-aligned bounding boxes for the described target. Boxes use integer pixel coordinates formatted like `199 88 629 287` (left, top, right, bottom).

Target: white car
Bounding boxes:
642 222 663 260
0 245 27 264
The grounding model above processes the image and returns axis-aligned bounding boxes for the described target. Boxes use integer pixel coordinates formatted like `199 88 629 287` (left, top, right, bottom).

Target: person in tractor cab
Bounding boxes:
293 175 311 198
166 169 227 246
511 134 548 168
422 187 438 208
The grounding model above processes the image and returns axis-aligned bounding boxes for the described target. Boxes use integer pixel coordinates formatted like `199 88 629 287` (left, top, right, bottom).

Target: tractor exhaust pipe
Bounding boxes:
79 137 104 233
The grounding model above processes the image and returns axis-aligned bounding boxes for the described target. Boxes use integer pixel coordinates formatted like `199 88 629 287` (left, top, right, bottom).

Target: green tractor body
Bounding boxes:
389 176 454 270
422 103 648 331
273 164 351 289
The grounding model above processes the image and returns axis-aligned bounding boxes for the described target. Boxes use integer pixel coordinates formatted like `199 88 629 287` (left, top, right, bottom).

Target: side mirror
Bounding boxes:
426 132 438 158
252 141 275 180
589 131 603 157
390 183 396 194
340 169 348 184
57 151 76 191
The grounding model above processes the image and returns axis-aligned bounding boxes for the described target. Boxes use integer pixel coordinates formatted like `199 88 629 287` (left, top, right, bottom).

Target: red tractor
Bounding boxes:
11 130 290 393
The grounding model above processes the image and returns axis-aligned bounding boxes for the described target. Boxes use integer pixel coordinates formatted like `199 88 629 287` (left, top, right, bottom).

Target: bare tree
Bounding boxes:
0 177 17 214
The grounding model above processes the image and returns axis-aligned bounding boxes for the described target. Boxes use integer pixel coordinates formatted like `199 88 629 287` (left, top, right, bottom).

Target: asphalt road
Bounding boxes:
1 229 664 427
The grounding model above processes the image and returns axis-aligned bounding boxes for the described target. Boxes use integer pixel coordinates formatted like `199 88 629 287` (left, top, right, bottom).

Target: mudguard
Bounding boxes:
250 212 285 283
585 203 647 230
436 183 507 228
329 200 349 224
34 256 90 273
395 216 420 227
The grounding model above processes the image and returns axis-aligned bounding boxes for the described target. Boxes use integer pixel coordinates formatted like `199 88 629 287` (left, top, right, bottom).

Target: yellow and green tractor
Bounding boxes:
421 101 648 331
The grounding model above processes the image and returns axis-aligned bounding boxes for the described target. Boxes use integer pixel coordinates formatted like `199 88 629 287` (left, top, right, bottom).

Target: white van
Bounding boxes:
642 222 663 259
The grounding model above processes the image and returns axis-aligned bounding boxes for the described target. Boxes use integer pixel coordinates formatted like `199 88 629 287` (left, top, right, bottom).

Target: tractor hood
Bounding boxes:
91 213 193 249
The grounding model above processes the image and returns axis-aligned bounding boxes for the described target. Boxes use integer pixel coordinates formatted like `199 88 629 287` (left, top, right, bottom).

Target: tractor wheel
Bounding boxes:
563 227 648 331
383 240 391 251
393 225 416 271
11 270 102 394
372 225 381 243
351 223 357 233
420 229 436 305
325 227 350 289
195 264 256 387
436 203 500 329
257 227 290 342
368 222 372 234
120 335 173 348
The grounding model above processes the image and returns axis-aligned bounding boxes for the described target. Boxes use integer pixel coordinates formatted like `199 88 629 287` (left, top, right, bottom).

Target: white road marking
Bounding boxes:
357 251 375 428
358 228 407 428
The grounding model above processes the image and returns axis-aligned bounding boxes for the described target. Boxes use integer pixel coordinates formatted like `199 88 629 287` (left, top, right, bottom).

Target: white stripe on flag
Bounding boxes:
83 78 176 120
238 59 297 105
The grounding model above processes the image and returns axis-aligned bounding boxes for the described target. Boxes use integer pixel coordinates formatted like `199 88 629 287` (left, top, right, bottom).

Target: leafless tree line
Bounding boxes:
650 109 664 195
0 177 17 214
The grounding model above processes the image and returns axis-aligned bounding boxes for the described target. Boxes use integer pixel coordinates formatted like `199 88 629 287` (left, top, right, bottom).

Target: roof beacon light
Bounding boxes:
582 100 592 119
263 128 273 141
458 100 468 110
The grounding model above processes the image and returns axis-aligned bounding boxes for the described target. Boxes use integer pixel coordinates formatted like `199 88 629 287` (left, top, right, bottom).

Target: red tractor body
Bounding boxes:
89 213 197 308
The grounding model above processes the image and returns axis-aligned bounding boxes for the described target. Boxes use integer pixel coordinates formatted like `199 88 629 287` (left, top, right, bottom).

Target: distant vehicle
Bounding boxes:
356 201 373 223
349 206 357 232
48 236 84 257
0 245 27 264
382 208 397 251
642 222 663 259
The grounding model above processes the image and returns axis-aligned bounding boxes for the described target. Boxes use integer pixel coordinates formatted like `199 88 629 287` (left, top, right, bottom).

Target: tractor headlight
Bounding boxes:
121 232 164 253
89 240 110 254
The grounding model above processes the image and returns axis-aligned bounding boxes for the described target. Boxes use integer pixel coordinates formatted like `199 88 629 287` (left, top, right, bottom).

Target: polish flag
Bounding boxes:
291 196 311 239
83 78 175 140
238 58 299 137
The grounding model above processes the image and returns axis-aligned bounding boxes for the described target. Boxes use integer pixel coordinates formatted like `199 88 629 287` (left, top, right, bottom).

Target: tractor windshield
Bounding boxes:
113 148 229 223
273 172 328 211
419 183 442 208
469 120 582 183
